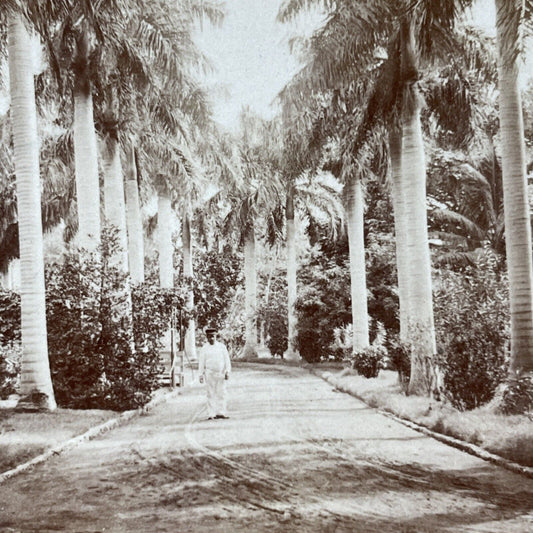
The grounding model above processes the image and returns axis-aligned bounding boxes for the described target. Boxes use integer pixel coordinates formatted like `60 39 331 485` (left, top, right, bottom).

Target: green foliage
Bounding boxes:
191 247 242 330
295 240 352 362
0 341 20 399
500 375 533 415
0 289 21 343
351 345 386 378
434 251 509 410
257 269 288 357
385 334 411 392
365 234 399 336
45 228 187 411
295 223 399 363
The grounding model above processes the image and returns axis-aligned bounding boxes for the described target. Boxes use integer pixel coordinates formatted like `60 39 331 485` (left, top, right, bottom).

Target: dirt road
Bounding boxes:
1 365 533 532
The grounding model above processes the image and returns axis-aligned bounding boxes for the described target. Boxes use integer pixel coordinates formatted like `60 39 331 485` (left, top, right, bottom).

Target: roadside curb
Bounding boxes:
0 387 183 485
317 370 533 480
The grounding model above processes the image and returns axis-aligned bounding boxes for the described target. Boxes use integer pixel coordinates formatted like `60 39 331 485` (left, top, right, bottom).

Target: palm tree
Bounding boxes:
7 13 56 410
270 125 344 360
224 113 282 359
100 105 129 270
119 0 223 290
68 21 102 252
277 25 382 360
124 142 144 282
279 0 485 394
287 173 344 358
494 0 533 376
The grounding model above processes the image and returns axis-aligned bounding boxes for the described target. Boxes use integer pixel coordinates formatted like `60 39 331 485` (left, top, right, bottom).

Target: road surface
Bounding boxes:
1 365 533 532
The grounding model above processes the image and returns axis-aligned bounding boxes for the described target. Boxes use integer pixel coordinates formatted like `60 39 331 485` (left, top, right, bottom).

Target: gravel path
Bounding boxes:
1 365 532 532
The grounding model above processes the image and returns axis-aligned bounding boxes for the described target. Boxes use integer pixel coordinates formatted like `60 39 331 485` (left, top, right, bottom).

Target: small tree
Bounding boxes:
434 250 509 410
46 229 187 410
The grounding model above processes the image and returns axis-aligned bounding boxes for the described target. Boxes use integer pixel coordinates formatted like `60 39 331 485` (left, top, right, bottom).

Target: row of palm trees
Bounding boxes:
3 0 226 409
4 0 533 410
277 0 533 392
3 0 336 410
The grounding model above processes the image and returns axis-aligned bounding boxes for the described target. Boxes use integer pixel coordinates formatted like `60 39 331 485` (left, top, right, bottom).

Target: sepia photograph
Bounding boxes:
1 0 533 531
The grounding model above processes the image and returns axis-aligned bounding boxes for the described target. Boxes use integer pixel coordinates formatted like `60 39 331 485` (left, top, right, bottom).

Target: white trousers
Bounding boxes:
205 370 227 417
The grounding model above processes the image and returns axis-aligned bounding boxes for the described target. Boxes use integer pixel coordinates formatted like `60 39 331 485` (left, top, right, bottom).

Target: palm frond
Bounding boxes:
495 0 526 66
277 0 336 23
430 207 487 242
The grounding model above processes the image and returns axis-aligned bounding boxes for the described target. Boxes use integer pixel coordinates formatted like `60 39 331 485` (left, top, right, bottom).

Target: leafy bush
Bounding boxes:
434 251 509 410
295 243 352 362
191 247 242 331
500 375 533 415
295 223 399 363
46 228 187 410
385 334 411 391
365 234 399 337
0 341 21 399
0 289 20 343
0 289 21 399
351 345 386 378
257 269 288 357
331 323 353 360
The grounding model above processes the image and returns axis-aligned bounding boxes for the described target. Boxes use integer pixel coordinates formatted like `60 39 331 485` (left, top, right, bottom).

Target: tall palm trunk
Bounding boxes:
102 139 128 271
125 143 144 283
345 175 370 352
9 16 56 410
402 95 436 395
73 29 100 252
389 129 410 341
400 20 436 396
157 191 174 289
284 188 301 360
182 209 197 360
242 225 258 358
495 0 533 375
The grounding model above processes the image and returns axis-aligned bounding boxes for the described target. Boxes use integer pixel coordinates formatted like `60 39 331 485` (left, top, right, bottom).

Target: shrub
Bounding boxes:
385 335 411 391
0 289 21 399
500 375 533 415
0 289 20 343
295 245 352 362
257 269 288 357
350 345 386 378
434 251 509 410
191 247 242 331
365 234 399 337
0 341 21 399
331 323 353 360
46 228 187 410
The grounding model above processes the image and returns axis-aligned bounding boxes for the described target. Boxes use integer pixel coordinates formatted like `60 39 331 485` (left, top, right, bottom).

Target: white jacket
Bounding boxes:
198 341 231 376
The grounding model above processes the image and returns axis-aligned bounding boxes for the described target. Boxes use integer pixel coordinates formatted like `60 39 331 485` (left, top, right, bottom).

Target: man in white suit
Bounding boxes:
198 327 231 420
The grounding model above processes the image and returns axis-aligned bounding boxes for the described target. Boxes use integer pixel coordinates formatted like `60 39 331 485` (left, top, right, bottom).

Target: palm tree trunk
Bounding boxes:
125 142 144 283
73 30 100 253
102 139 128 271
389 128 410 341
157 191 174 289
8 15 56 410
402 93 436 395
242 225 258 358
182 209 197 361
284 189 301 360
399 19 436 395
345 175 370 352
495 0 533 375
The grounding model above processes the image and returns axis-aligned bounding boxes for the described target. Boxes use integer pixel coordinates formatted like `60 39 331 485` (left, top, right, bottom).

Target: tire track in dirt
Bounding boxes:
181 371 389 529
